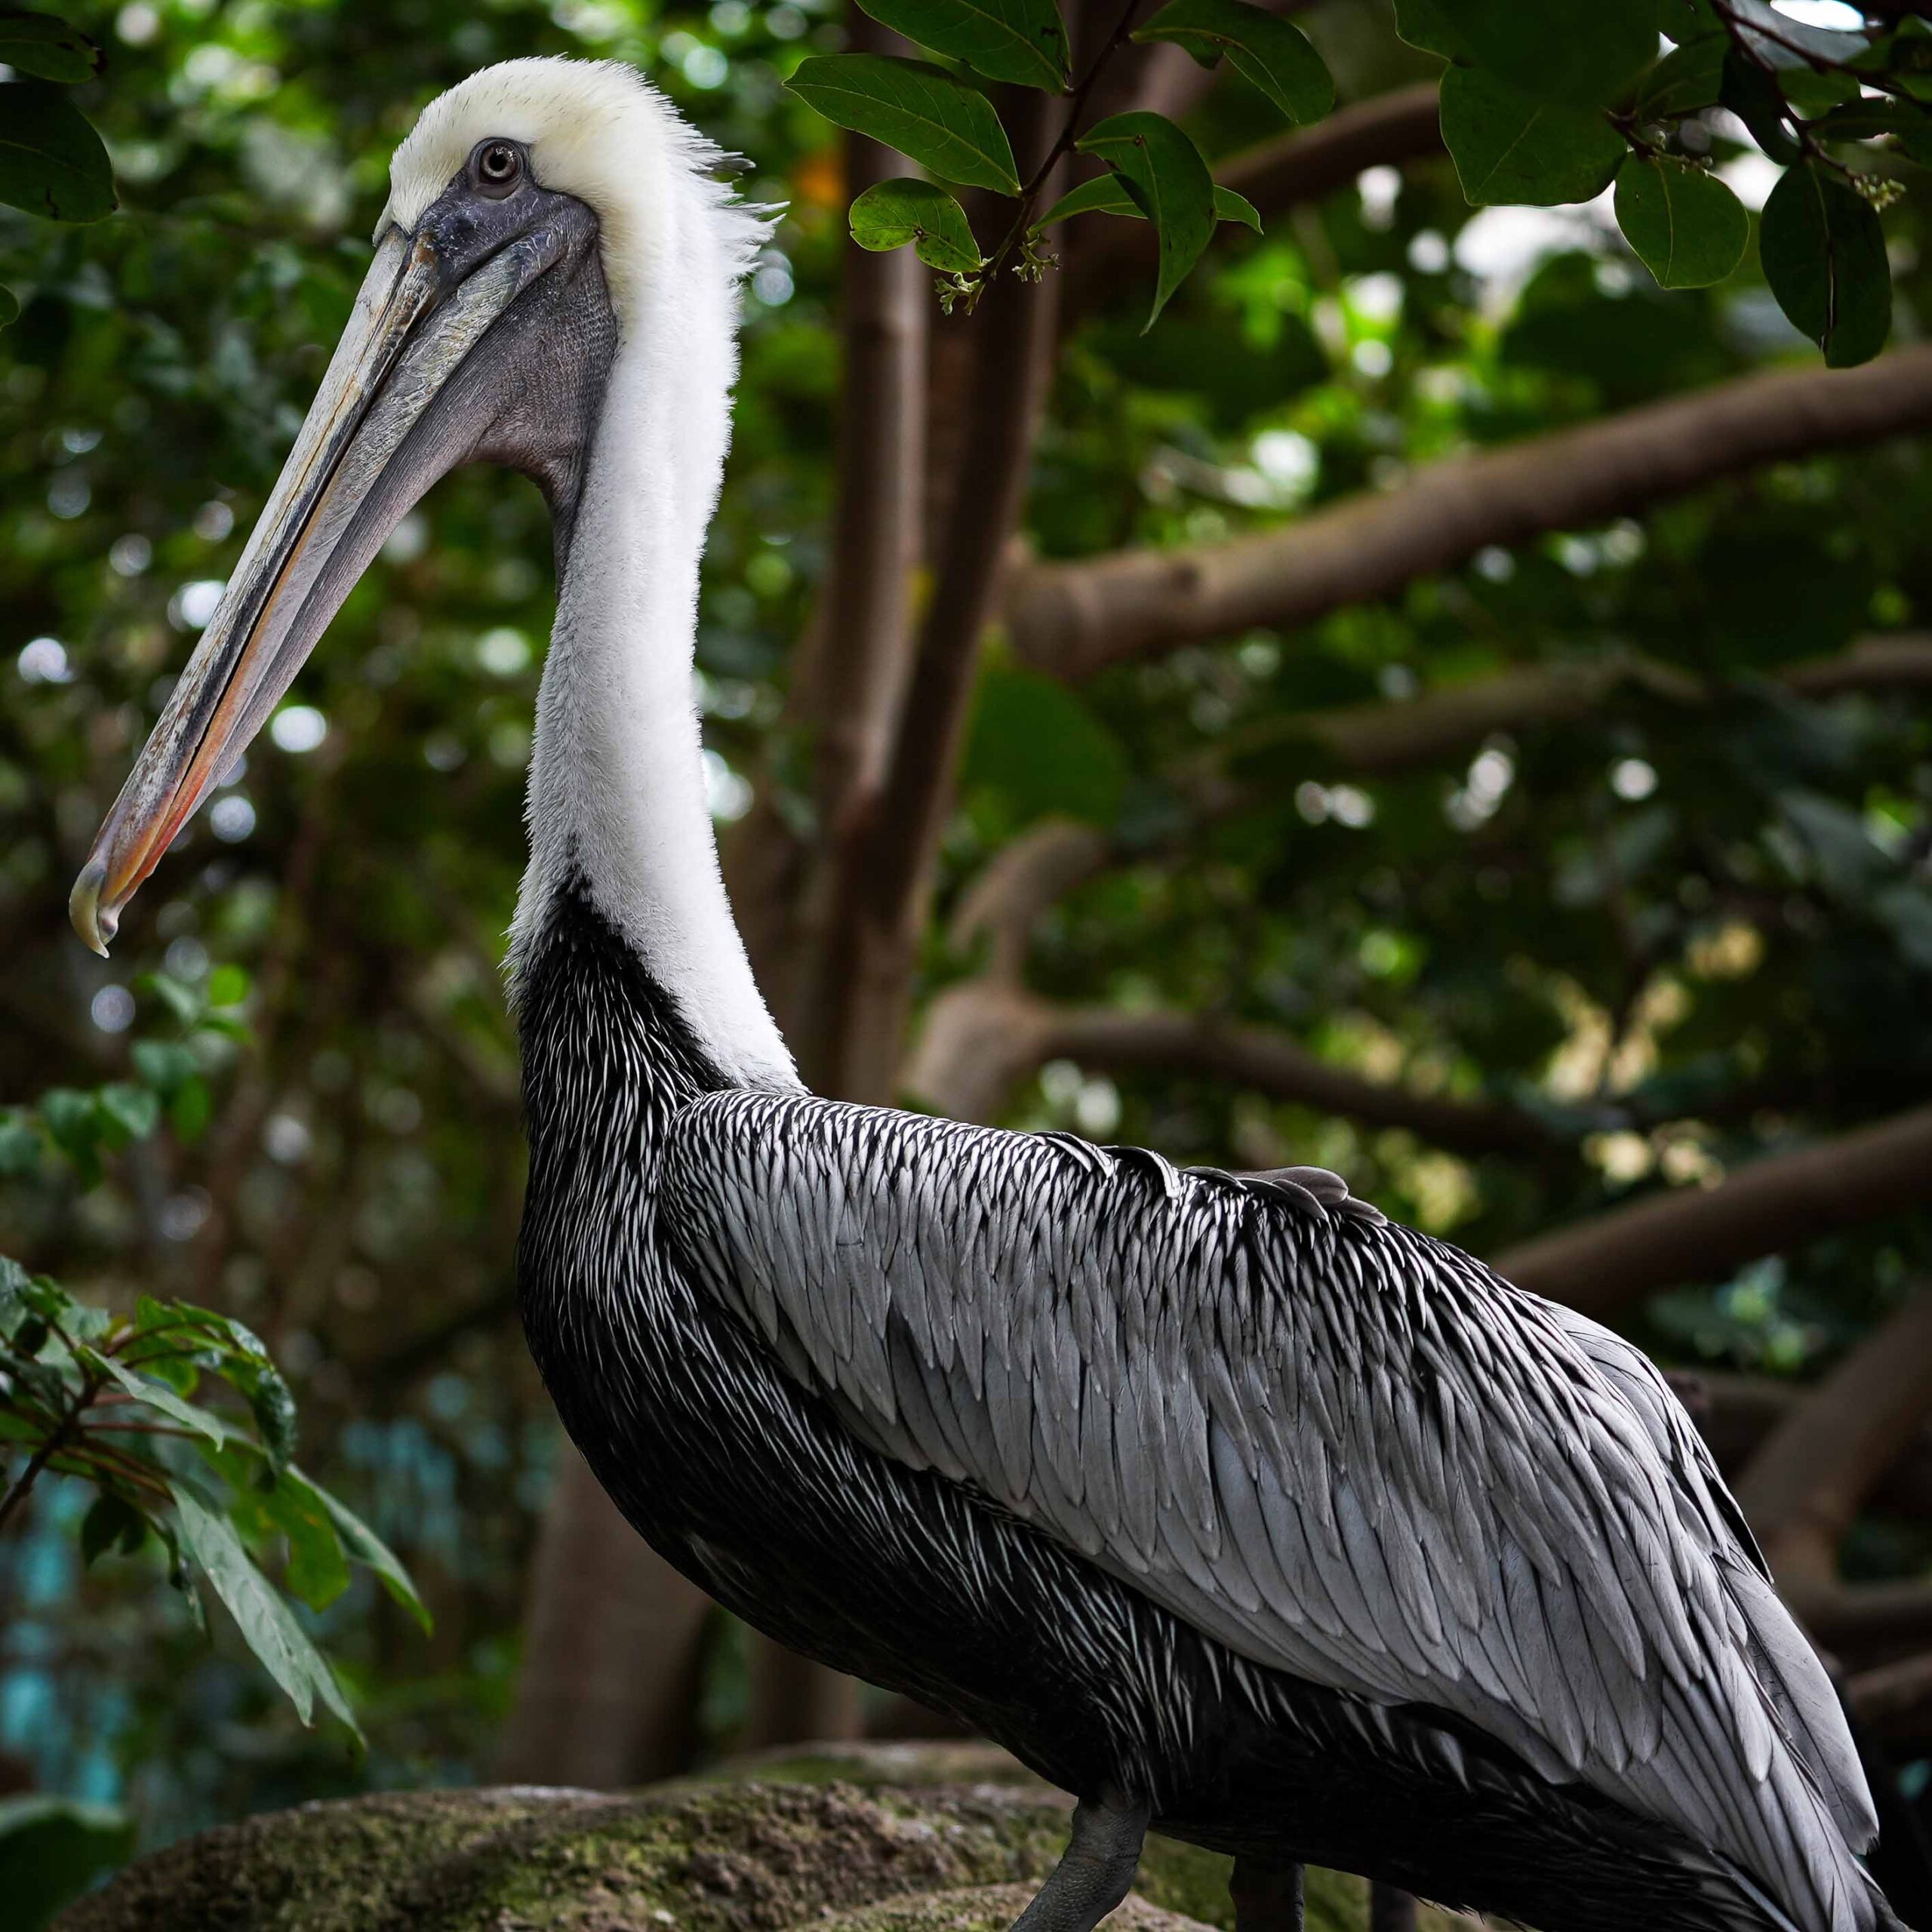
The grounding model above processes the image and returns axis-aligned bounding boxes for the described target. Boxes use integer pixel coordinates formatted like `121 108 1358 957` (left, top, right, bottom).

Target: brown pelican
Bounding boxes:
69 58 1903 1932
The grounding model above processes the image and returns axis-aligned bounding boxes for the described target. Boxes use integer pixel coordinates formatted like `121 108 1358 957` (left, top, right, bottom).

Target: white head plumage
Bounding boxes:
380 57 775 329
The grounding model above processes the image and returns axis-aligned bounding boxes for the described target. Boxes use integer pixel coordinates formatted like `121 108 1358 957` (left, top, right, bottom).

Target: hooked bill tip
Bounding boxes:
69 860 117 958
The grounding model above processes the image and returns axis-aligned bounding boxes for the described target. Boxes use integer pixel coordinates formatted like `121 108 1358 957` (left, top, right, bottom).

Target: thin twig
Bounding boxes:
984 0 1151 278
0 1369 100 1530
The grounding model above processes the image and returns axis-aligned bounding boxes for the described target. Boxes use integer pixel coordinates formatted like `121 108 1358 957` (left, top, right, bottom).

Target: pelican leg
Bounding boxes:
1011 1792 1151 1932
1229 1856 1303 1932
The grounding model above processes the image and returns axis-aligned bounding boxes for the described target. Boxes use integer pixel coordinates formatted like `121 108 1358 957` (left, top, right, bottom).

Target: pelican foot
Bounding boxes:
1229 1856 1304 1932
1009 1791 1151 1932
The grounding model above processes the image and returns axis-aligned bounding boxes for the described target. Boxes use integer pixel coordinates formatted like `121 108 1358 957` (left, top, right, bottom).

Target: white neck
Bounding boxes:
509 220 797 1091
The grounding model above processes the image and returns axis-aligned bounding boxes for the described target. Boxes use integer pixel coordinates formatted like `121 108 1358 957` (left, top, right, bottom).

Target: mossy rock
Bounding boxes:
56 1740 1474 1932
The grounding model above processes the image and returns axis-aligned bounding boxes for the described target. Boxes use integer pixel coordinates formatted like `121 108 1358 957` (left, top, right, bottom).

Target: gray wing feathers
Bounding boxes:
662 1093 1879 1932
1549 1306 1878 1854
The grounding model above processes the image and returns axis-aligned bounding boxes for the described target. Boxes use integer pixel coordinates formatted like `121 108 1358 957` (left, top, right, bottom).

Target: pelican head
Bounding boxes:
70 59 764 955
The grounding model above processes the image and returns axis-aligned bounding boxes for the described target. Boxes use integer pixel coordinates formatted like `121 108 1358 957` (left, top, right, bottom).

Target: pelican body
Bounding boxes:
72 60 1904 1932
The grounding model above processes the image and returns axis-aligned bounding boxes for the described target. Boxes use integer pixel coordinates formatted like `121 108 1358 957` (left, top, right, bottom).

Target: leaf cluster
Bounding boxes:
0 967 251 1187
1403 0 1932 365
0 1255 429 1746
786 0 1932 362
789 0 1325 324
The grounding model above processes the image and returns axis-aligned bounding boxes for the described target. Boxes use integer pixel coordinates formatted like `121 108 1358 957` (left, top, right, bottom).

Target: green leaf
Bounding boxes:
1214 183 1262 232
137 971 202 1027
170 1075 212 1143
11 1318 51 1363
1614 158 1747 288
232 1357 298 1470
167 1301 272 1364
0 284 17 328
1439 67 1626 207
1032 173 1260 232
0 1795 135 1932
312 1478 432 1632
95 1081 161 1145
1812 100 1932 167
81 1491 149 1567
961 666 1129 826
130 1038 197 1093
0 1112 37 1176
1434 0 1655 107
1076 110 1217 328
1635 35 1726 119
849 177 983 274
0 82 114 223
857 0 1067 89
1131 0 1333 126
38 1088 100 1162
1780 65 1859 118
21 1273 81 1327
1724 0 1867 70
1392 0 1468 59
52 1284 109 1343
266 1469 351 1612
206 962 251 1008
1858 20 1932 97
89 1352 238 1447
0 1256 27 1323
0 11 104 84
1655 0 1719 44
1760 162 1892 368
171 1483 361 1739
1720 47 1800 164
125 1297 207 1377
786 56 1020 193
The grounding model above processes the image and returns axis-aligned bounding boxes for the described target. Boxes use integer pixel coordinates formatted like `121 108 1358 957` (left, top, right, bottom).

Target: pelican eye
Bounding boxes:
474 140 524 195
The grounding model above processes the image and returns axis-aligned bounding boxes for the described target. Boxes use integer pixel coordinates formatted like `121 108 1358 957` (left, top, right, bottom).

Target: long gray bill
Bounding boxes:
71 218 560 954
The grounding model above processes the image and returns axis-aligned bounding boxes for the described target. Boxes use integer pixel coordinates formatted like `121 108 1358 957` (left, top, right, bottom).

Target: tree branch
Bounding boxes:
1689 1369 1932 1522
1733 1286 1932 1593
1493 1102 1932 1321
806 39 929 831
1066 82 1446 315
946 817 1113 980
1781 632 1932 698
1195 634 1932 783
908 977 1561 1155
1846 1649 1932 1743
782 20 929 1085
1006 348 1932 678
798 93 1068 1104
1792 1578 1932 1664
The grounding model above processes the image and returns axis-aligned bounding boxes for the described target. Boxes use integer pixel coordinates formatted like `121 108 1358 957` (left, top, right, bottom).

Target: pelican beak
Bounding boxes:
70 216 564 955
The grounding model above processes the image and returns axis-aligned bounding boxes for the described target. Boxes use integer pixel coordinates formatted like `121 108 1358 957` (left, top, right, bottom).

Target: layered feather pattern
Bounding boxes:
661 1091 1883 1932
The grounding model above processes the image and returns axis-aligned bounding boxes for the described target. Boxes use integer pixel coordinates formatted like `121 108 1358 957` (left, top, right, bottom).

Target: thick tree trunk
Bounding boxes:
493 1447 713 1786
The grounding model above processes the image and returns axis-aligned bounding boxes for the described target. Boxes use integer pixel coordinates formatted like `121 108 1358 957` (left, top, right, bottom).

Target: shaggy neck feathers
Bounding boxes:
469 63 794 1091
